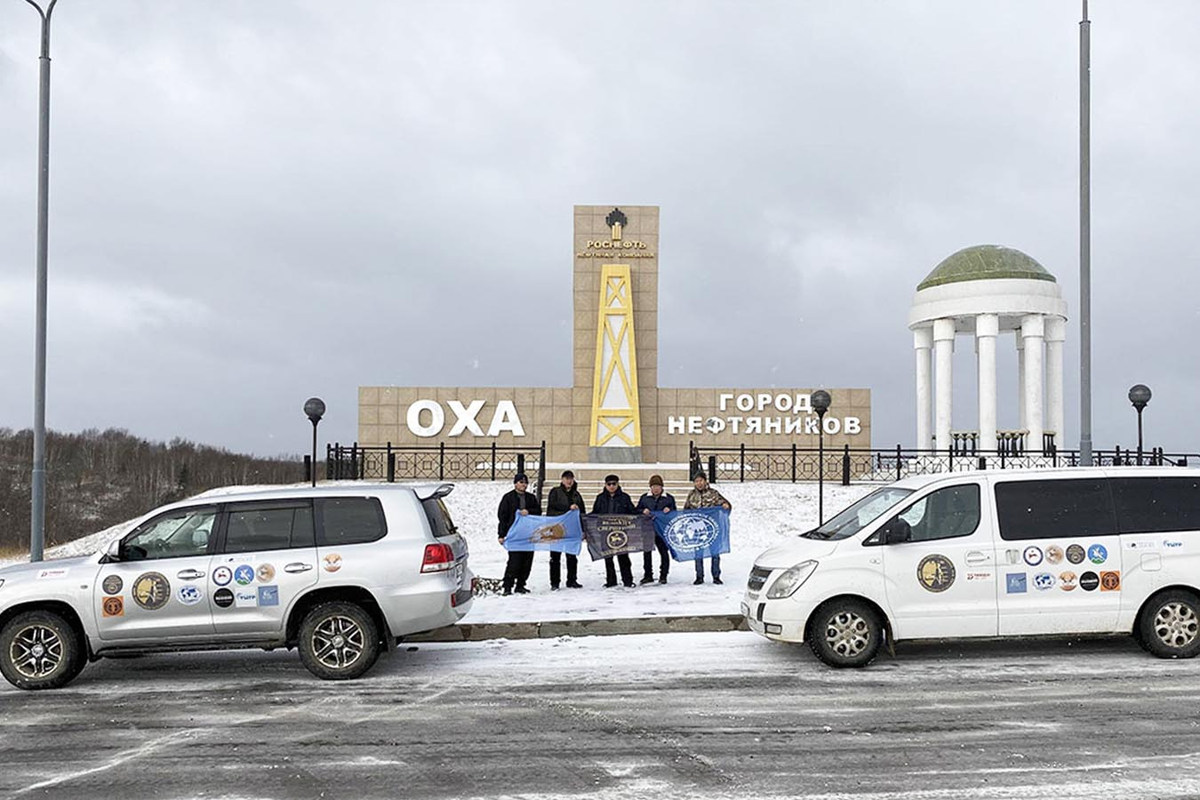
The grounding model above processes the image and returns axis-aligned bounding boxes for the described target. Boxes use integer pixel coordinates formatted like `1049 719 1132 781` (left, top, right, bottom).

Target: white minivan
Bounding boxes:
743 468 1200 667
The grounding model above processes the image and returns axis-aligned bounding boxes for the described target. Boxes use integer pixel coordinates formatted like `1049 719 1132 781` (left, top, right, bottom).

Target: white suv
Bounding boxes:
0 483 473 690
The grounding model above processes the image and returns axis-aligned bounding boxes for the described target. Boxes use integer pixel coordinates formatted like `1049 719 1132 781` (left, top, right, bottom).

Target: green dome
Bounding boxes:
918 245 1056 291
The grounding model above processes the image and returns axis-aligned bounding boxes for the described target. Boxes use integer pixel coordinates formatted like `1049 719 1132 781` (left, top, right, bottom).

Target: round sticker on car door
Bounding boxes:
323 554 342 573
1023 547 1044 566
131 572 171 611
917 555 956 593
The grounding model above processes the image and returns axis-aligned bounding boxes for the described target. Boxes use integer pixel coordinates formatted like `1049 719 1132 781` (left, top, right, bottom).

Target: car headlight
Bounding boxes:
766 561 818 599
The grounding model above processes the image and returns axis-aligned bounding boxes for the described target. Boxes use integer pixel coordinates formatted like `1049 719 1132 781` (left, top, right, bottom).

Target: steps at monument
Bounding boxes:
540 464 694 500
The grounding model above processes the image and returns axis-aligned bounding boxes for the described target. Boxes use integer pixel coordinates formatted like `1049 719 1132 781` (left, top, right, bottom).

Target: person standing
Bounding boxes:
592 473 636 588
497 473 541 595
637 475 675 584
546 470 584 590
684 471 731 585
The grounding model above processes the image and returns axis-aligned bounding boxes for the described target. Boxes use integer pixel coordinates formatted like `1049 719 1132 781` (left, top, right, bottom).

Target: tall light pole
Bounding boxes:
1128 384 1151 466
1079 0 1094 466
304 398 326 487
810 390 831 525
24 0 59 562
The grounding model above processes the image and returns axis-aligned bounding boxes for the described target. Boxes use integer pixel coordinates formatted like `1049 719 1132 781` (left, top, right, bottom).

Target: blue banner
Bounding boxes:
654 508 730 561
504 510 584 555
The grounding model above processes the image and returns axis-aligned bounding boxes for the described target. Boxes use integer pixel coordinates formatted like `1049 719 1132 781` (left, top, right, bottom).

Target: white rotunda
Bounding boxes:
909 245 1068 455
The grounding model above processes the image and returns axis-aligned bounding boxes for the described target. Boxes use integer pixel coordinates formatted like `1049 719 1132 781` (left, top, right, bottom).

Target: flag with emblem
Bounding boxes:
581 514 657 561
504 509 584 555
653 507 731 561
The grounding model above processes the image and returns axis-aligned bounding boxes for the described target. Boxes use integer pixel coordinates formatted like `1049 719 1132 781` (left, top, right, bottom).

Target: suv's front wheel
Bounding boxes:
808 599 884 668
298 602 381 680
0 610 86 690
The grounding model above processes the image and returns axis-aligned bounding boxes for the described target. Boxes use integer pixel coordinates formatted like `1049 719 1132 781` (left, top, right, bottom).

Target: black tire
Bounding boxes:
298 601 380 680
0 610 86 690
807 599 884 668
1138 590 1200 659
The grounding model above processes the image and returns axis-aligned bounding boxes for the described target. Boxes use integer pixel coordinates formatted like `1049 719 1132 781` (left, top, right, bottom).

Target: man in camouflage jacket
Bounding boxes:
684 471 731 585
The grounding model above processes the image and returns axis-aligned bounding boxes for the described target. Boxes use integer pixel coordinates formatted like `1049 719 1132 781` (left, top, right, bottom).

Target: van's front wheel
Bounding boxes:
1139 591 1200 659
808 599 883 668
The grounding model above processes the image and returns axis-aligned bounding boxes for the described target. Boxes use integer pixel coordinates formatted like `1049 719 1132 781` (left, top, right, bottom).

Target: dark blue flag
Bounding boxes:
654 508 730 561
504 510 584 555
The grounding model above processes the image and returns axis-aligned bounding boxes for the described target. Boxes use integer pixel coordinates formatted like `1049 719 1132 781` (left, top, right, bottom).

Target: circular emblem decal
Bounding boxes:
101 575 123 595
213 588 234 608
1088 544 1108 565
663 514 720 555
606 530 629 550
1066 544 1086 565
1023 547 1044 567
176 585 204 606
102 596 125 618
1079 571 1100 591
1100 571 1121 591
1033 572 1056 591
234 565 255 586
256 564 275 582
1045 546 1064 565
323 554 342 573
1058 571 1078 592
212 566 233 586
917 555 956 593
131 572 171 611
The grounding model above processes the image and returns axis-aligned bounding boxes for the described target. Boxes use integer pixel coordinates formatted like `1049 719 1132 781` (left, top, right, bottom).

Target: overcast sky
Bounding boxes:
1 1 1197 459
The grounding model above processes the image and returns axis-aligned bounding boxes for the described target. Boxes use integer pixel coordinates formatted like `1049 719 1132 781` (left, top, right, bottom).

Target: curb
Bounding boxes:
405 613 750 643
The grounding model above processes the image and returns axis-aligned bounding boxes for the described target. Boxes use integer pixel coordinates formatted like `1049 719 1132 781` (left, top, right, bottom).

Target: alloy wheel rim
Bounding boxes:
1154 602 1199 650
824 611 871 657
312 615 365 670
10 625 64 679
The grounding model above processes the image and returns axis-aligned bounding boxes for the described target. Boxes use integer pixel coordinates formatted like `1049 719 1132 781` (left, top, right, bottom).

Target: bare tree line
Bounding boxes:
0 428 306 551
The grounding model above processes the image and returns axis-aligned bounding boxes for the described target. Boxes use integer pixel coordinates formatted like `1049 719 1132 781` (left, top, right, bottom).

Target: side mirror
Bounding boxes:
882 518 912 545
103 538 122 562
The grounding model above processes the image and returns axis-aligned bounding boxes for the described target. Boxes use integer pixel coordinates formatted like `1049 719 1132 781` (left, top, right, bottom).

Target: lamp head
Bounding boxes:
304 397 326 423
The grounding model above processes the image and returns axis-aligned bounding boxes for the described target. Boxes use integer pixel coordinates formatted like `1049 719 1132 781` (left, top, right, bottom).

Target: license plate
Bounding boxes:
455 562 465 586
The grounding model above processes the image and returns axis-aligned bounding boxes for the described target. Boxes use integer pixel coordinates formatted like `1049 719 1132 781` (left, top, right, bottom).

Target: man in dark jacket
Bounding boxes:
592 473 636 588
545 470 584 590
497 473 541 595
637 474 675 584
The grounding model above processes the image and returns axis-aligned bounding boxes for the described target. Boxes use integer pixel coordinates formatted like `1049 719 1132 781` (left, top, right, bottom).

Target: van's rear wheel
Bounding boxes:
1138 590 1200 659
808 599 883 668
298 602 380 680
0 610 85 690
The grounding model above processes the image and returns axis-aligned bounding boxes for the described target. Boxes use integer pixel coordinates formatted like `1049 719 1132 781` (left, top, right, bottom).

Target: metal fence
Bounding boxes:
689 442 1197 484
322 441 548 499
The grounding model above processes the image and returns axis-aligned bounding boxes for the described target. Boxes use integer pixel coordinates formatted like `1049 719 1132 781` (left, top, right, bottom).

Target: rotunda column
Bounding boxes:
1016 330 1026 431
1045 316 1066 450
976 314 999 453
933 318 956 453
913 327 933 450
1022 314 1045 454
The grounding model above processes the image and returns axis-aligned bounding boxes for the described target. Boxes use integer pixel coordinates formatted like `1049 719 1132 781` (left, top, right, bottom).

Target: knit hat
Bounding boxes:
649 474 664 487
513 473 529 484
604 474 620 484
693 471 707 481
561 470 575 479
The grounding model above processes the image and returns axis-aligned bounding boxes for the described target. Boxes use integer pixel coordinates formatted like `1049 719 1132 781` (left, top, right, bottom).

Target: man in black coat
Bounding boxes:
497 473 541 595
592 473 636 588
545 470 584 590
636 474 676 584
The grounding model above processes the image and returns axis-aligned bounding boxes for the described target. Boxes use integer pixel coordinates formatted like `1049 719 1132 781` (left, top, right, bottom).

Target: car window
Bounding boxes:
122 507 217 561
995 478 1117 541
422 498 458 538
316 497 387 546
224 504 315 554
1111 477 1200 534
895 484 981 542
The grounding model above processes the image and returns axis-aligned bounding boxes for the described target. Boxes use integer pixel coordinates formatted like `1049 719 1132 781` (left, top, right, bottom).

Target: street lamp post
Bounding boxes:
810 390 832 525
304 398 326 487
1127 384 1151 466
23 0 59 562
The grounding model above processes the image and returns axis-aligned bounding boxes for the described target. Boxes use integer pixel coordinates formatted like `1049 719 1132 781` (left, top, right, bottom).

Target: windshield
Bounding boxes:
803 487 914 540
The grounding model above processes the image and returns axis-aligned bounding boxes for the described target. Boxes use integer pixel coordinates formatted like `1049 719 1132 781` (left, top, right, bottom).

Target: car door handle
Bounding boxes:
965 551 990 566
177 569 206 580
284 563 313 573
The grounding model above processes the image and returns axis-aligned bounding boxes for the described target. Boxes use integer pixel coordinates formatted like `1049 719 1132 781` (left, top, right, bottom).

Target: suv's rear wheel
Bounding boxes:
0 610 85 690
1138 590 1200 659
298 601 380 680
808 599 883 668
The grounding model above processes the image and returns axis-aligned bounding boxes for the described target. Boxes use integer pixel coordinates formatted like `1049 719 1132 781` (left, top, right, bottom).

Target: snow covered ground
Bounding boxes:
1 480 876 624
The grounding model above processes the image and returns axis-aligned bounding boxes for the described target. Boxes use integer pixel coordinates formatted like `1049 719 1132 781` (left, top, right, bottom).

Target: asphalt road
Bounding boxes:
2 631 1199 799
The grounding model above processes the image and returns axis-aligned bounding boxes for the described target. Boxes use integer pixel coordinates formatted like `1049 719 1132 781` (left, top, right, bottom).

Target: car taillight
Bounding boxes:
421 543 455 573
